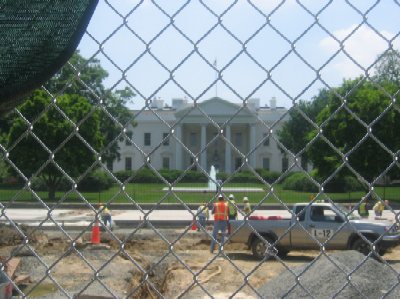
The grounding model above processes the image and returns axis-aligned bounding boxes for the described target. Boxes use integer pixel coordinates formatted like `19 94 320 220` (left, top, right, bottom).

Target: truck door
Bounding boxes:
290 205 320 249
306 206 346 249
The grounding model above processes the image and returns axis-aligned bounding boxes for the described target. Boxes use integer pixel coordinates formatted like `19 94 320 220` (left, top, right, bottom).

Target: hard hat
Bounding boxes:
243 197 249 202
229 194 234 199
218 194 224 198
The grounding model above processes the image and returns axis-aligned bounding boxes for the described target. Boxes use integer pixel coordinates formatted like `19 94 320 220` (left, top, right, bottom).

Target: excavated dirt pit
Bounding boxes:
1 225 400 298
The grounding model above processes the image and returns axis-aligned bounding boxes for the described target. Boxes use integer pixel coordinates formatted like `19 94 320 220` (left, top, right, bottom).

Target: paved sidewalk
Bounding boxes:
0 208 398 229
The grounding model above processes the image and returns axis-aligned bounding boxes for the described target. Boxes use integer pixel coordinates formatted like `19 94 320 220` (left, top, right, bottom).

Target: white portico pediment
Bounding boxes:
175 97 255 123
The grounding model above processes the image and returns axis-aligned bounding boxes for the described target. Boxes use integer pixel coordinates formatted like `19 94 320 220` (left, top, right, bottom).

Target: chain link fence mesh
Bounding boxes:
1 0 400 298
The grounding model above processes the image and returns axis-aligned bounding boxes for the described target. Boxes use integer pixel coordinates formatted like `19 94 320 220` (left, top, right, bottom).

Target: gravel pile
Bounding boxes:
258 251 400 299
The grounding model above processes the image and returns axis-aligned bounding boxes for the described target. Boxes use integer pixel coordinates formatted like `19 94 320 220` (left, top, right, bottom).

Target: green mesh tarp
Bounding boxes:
0 0 98 115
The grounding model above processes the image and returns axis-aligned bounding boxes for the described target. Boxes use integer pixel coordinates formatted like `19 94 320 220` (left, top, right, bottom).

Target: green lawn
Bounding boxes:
1 183 399 205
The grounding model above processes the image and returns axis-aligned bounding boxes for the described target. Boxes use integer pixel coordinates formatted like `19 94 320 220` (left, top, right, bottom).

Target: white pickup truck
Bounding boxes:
229 202 400 259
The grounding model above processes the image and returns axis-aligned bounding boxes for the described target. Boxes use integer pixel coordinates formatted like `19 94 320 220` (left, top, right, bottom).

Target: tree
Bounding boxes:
45 51 135 166
7 90 103 200
374 49 400 85
277 94 328 167
307 77 400 186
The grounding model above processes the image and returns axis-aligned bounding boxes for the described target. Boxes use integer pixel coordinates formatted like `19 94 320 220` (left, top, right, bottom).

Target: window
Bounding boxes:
310 207 339 222
235 132 242 147
282 156 288 172
125 157 132 171
163 132 169 146
235 157 242 169
162 157 170 169
294 206 306 222
190 157 197 171
190 132 197 147
263 158 270 170
125 131 133 146
263 133 270 146
144 132 151 146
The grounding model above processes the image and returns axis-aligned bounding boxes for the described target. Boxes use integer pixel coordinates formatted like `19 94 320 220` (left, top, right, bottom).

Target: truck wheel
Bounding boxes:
352 238 381 257
352 238 370 256
251 237 276 260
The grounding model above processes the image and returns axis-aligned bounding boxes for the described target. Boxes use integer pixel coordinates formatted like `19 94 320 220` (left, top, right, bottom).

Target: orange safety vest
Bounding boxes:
213 201 228 221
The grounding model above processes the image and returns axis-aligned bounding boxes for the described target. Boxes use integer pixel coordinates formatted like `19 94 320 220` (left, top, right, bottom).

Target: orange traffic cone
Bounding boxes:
191 220 197 231
91 220 100 244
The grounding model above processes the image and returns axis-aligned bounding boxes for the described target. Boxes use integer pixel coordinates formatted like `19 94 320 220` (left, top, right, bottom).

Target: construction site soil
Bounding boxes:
1 225 400 298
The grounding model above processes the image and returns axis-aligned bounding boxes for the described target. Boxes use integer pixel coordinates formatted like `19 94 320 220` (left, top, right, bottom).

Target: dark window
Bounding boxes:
190 132 197 147
190 157 197 171
162 157 170 169
144 133 151 146
310 207 337 222
125 157 132 171
235 132 242 147
125 131 133 146
263 158 270 170
263 133 270 146
235 157 242 169
163 133 169 146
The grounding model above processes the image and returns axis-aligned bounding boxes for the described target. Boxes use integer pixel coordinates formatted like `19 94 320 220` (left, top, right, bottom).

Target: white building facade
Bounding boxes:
113 97 301 174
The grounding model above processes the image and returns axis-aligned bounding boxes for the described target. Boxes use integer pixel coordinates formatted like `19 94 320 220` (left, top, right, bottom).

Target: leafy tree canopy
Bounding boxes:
45 51 135 165
7 90 103 200
277 93 329 164
373 49 400 85
307 77 400 184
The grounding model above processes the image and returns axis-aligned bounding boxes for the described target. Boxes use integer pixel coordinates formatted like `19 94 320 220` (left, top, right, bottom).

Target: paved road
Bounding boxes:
1 207 398 229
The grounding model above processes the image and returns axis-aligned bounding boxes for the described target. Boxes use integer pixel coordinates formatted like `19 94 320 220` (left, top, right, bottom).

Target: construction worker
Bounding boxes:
196 203 209 231
99 204 112 230
373 200 385 218
228 194 238 220
210 194 229 253
358 199 369 218
243 197 251 215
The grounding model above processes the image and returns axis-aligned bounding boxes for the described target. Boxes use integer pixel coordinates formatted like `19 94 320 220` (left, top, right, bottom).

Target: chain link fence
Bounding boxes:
1 0 400 298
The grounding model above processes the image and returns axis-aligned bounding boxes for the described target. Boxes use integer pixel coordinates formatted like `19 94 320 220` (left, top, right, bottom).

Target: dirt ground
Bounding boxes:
1 226 400 298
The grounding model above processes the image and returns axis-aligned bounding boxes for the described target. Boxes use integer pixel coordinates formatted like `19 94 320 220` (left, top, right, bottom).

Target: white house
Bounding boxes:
112 97 302 174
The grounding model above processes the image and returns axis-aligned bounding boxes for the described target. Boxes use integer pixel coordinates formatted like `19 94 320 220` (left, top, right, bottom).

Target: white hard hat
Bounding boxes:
243 197 249 202
229 194 234 199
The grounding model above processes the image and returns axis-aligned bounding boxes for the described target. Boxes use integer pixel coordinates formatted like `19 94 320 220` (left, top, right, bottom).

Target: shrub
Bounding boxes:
230 170 259 183
325 176 364 192
78 170 114 192
181 170 208 183
216 172 228 182
282 172 318 192
255 168 281 183
31 176 70 192
113 170 135 182
159 169 182 183
133 167 162 183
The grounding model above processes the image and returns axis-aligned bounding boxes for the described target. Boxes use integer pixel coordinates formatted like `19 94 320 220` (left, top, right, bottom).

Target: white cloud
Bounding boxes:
319 25 399 78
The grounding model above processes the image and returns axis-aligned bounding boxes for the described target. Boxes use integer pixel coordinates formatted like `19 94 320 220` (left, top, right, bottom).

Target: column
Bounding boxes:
249 124 256 167
225 125 231 173
200 124 207 171
175 125 182 170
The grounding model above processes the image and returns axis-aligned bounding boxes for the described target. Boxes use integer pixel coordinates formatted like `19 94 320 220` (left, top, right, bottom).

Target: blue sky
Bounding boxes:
78 0 400 109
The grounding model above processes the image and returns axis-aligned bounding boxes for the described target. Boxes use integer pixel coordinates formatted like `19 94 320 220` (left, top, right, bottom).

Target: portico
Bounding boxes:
174 98 258 173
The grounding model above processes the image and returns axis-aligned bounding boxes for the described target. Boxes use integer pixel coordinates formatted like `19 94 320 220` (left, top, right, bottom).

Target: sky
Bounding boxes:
77 0 400 109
